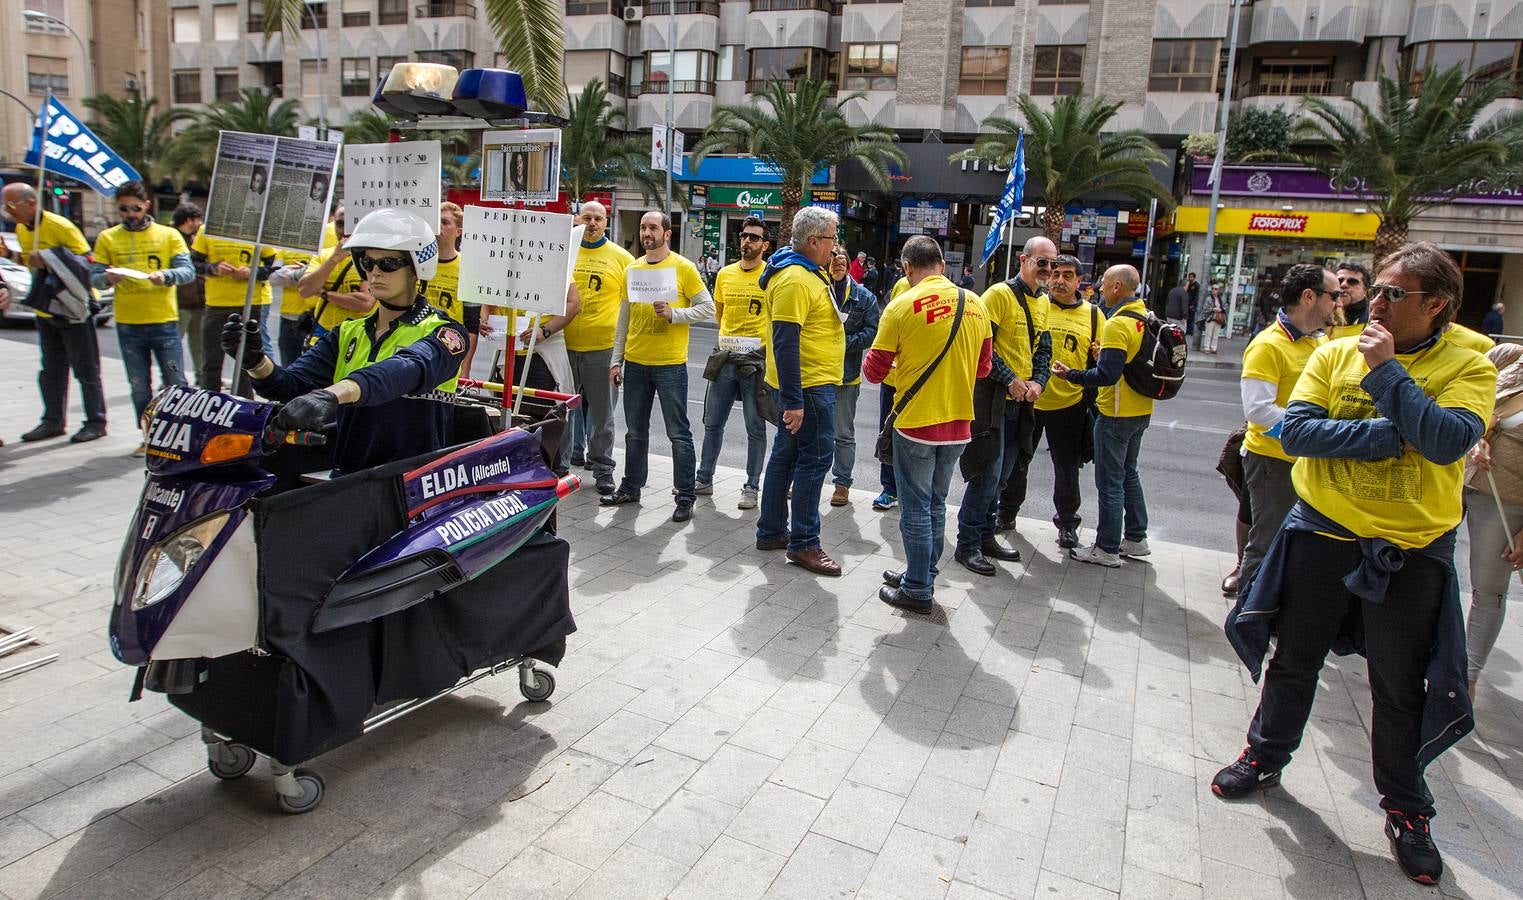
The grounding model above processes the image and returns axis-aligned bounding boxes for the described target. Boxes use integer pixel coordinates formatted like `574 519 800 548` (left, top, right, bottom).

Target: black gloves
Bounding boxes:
220 315 266 369
275 389 340 434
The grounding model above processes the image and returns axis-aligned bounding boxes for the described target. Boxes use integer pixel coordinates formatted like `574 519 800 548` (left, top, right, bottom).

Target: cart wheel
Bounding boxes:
276 769 325 815
520 667 555 702
207 743 256 780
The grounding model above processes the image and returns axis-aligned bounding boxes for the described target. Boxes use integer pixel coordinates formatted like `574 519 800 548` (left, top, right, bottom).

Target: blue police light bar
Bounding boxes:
374 63 460 117
451 69 528 119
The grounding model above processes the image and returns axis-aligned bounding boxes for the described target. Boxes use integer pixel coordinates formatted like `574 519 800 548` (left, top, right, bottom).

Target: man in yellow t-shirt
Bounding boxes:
696 215 772 508
91 181 196 443
601 210 713 520
1051 264 1153 567
1236 263 1337 592
862 235 993 611
190 226 278 394
297 206 372 349
754 207 846 576
1327 260 1370 340
1213 243 1495 886
272 207 342 364
564 201 634 493
1 182 108 443
423 202 480 378
1032 254 1099 549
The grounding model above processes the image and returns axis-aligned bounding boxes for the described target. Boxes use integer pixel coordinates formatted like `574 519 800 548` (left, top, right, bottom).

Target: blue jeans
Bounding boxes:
697 360 767 490
892 433 964 600
832 382 860 486
955 412 1005 553
1092 414 1150 553
618 361 696 502
757 385 836 552
117 322 187 421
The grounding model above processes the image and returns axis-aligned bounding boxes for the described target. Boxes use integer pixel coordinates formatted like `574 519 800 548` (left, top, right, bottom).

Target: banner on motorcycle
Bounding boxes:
457 207 581 316
343 140 442 232
203 131 341 255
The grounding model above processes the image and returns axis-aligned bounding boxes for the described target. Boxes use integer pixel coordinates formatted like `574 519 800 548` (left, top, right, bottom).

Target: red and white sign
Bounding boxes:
1246 213 1309 234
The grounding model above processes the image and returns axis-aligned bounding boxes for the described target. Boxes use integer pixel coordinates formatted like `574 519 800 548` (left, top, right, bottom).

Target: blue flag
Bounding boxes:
979 131 1025 267
24 96 141 196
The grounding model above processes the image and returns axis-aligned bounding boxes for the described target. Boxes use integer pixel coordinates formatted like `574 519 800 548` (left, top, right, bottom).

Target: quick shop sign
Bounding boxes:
706 187 784 210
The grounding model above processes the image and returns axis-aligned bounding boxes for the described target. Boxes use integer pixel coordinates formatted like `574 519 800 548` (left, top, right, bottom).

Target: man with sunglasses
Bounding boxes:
696 216 772 509
1216 242 1496 886
222 208 470 475
1328 260 1371 340
91 181 196 452
1235 264 1339 592
1 181 107 444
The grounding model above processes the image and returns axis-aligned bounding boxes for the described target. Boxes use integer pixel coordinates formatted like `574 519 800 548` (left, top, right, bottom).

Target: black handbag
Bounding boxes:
875 288 966 466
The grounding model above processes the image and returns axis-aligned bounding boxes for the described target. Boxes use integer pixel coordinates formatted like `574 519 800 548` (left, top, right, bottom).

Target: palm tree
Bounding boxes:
258 0 564 115
176 88 302 181
340 110 394 145
561 78 665 207
692 79 905 243
1295 65 1523 263
951 92 1172 243
80 92 195 187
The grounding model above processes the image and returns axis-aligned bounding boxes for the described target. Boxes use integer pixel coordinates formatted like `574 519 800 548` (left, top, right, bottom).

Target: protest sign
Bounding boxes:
202 132 277 244
457 207 573 316
626 267 678 304
480 129 561 204
343 140 442 231
203 132 340 255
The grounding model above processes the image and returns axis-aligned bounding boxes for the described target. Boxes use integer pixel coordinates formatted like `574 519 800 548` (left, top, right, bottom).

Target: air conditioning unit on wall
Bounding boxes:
624 7 643 22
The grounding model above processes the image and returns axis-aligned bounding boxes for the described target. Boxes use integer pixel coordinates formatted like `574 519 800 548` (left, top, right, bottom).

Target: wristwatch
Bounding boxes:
540 324 552 340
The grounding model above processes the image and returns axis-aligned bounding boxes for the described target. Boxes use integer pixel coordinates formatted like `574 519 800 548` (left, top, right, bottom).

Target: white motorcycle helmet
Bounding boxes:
343 208 440 282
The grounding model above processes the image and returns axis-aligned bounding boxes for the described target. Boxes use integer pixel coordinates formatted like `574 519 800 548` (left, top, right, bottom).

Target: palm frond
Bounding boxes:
482 0 565 115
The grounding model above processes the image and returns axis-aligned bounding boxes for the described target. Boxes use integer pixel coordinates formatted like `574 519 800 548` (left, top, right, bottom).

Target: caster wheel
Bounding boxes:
519 667 555 702
207 743 256 780
276 769 325 815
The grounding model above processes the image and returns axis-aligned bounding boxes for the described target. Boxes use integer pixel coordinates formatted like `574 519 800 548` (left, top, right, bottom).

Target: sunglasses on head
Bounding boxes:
1370 283 1429 303
357 255 410 273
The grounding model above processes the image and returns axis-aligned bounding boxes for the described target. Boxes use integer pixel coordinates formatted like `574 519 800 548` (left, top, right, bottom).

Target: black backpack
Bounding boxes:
1116 310 1187 400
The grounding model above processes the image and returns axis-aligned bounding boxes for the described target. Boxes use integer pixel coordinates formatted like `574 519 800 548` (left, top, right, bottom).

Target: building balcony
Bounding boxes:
751 0 840 11
637 79 716 95
1239 76 1353 99
643 1 720 14
745 77 834 95
1249 0 1365 44
416 1 476 18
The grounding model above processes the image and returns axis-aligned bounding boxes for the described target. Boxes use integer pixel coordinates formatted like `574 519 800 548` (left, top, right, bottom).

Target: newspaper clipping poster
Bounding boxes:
203 132 339 255
480 129 561 204
343 140 442 231
457 207 574 316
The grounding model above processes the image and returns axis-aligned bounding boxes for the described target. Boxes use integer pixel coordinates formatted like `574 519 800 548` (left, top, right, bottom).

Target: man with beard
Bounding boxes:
565 200 635 494
1032 254 1098 549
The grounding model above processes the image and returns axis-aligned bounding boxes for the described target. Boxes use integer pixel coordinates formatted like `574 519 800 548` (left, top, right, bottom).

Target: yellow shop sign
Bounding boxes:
1173 206 1379 241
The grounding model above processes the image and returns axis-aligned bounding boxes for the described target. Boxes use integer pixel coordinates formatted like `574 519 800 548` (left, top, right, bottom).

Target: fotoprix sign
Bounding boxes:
1245 213 1308 233
1191 164 1523 207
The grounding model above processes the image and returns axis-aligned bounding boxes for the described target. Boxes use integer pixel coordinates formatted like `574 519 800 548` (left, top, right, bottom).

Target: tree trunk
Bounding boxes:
1373 218 1408 271
777 179 804 245
1040 205 1065 244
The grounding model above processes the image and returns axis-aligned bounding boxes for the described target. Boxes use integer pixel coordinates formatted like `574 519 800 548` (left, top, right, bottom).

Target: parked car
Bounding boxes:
0 258 114 326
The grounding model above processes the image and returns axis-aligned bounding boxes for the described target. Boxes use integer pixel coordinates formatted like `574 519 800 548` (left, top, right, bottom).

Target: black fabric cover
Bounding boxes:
167 450 575 765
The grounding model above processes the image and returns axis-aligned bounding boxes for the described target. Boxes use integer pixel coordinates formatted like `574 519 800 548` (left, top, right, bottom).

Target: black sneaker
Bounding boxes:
1211 748 1281 799
1057 526 1079 549
69 423 107 443
595 474 616 495
1386 811 1443 885
672 501 693 523
21 423 65 442
599 490 639 507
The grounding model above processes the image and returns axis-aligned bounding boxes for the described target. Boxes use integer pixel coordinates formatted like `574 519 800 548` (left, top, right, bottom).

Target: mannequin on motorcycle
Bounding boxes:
222 208 471 473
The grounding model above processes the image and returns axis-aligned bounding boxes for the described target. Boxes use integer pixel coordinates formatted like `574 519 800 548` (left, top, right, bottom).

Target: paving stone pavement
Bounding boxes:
0 338 1521 900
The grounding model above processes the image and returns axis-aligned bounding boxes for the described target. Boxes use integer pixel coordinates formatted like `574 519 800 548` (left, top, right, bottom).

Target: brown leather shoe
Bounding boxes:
830 485 850 507
786 548 842 576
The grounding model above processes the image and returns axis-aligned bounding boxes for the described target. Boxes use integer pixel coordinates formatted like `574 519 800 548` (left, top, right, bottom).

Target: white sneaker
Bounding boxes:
738 488 758 510
1119 538 1151 558
1071 544 1122 568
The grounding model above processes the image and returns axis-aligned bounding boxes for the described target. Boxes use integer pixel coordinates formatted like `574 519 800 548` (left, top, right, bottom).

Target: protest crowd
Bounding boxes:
2 179 1516 887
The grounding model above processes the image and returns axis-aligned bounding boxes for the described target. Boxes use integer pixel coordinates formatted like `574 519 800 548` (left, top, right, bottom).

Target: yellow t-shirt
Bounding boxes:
714 261 768 341
1096 298 1156 419
1037 300 1098 412
1290 331 1496 547
763 263 844 391
191 228 275 307
870 274 992 432
92 223 188 325
890 277 910 300
15 212 91 319
1326 322 1364 341
1447 323 1494 354
278 249 319 316
1241 319 1325 463
424 254 463 323
979 279 1049 381
565 239 635 352
623 251 706 367
309 246 369 331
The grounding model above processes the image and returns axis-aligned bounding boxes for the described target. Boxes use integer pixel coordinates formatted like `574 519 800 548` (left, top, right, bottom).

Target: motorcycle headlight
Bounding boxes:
131 513 230 611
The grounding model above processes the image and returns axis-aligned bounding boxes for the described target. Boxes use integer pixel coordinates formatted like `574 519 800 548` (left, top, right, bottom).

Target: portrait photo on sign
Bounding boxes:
480 128 561 204
249 165 268 195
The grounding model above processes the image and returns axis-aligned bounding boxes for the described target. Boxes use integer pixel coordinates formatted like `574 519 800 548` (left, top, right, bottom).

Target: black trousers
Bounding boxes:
995 401 1037 523
1033 402 1088 528
199 307 242 395
36 316 106 428
1247 530 1444 816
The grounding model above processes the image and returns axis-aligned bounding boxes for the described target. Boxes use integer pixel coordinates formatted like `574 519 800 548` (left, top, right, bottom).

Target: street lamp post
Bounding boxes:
1202 0 1244 334
301 1 328 139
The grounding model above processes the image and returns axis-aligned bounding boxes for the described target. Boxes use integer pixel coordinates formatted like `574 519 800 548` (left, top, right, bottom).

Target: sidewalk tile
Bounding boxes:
723 782 825 857
668 835 786 900
764 833 875 900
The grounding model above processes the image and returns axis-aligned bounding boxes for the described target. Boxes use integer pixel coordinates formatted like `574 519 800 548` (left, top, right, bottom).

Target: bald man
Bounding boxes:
1051 264 1154 567
564 201 635 494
